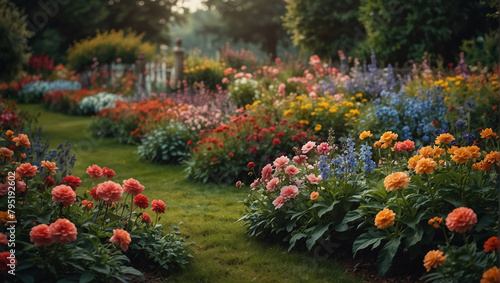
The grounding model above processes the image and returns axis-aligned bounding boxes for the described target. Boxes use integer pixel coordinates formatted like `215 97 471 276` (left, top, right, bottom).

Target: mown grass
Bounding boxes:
20 104 362 283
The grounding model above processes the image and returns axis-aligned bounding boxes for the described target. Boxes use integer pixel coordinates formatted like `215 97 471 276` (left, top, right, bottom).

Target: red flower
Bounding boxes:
247 162 255 169
15 163 39 178
272 138 281 145
62 175 82 190
49 218 77 245
90 187 100 201
102 167 115 179
86 165 103 180
151 200 166 214
211 158 217 162
249 146 257 154
228 152 234 158
81 200 93 210
187 140 193 146
51 185 76 207
133 194 149 209
276 132 285 138
44 176 55 187
218 142 224 147
0 252 16 275
194 147 199 152
141 213 152 224
207 146 212 151
484 236 500 253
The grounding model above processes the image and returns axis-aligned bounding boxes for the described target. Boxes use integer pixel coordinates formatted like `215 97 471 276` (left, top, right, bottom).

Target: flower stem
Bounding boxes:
462 233 474 265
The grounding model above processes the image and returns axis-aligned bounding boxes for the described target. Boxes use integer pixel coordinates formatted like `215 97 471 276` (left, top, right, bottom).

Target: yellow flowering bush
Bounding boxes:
183 53 225 90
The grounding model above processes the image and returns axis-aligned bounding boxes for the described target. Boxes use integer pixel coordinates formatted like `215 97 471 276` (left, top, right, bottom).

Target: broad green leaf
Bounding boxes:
306 224 331 251
377 237 401 276
79 272 96 283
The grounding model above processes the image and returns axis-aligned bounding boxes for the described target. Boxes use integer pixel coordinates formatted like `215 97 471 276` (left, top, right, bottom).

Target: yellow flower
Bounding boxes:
481 128 498 139
299 120 309 125
296 96 304 101
314 124 322 132
355 93 363 98
359 131 373 140
284 110 293 116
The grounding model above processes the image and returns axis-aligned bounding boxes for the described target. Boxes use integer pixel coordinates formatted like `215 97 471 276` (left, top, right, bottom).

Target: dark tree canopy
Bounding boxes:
12 0 185 62
202 0 288 59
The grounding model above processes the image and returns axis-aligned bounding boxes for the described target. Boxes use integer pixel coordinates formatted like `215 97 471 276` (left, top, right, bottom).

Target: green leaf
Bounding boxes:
306 224 331 251
377 237 401 276
288 232 306 252
79 272 96 283
121 266 145 280
318 200 340 218
352 230 386 257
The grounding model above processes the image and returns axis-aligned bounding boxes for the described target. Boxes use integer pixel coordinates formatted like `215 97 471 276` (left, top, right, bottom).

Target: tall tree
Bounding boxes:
202 0 287 59
283 0 364 60
358 0 498 64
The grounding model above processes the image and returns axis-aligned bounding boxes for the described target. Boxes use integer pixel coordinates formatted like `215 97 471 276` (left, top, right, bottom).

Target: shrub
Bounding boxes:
183 53 224 90
67 30 156 71
17 80 82 104
42 89 100 115
138 122 196 163
227 77 261 107
78 92 124 116
0 0 33 80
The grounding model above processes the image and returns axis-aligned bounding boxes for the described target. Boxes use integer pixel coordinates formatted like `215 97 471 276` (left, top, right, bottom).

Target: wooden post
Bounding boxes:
173 38 184 85
135 51 146 95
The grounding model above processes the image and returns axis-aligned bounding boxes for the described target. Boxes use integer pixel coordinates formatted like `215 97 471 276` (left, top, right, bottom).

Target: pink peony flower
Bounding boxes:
272 196 286 209
250 179 260 188
151 200 166 214
273 156 290 171
284 165 300 177
110 229 131 252
16 181 26 194
280 185 299 200
51 185 76 207
96 181 123 203
317 142 331 155
278 83 286 95
403 140 415 151
30 224 53 247
333 93 345 102
261 164 273 182
305 174 322 185
49 219 77 245
266 177 280 192
0 183 8 196
309 92 318 99
446 207 477 233
16 163 39 179
301 141 316 154
102 167 115 179
122 178 145 196
86 165 103 180
293 155 308 165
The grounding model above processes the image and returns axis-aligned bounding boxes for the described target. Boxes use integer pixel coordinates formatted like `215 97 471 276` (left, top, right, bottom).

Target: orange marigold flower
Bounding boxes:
408 154 421 170
484 151 499 165
467 146 481 161
12 134 30 148
374 141 381 148
419 146 434 158
41 160 58 175
446 207 477 233
379 131 398 144
384 172 411 191
310 191 319 200
375 208 395 229
5 130 14 142
415 158 437 175
0 147 14 161
451 147 473 164
423 250 447 272
359 131 373 140
484 236 500 253
432 146 445 159
481 266 499 283
447 146 459 155
480 128 498 139
428 217 443 228
435 133 455 145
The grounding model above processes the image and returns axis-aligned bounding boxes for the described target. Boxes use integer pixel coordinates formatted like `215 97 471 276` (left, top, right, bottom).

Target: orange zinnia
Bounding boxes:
435 133 455 145
408 154 421 170
446 207 477 233
484 151 499 165
419 146 434 158
467 146 481 161
428 217 443 228
480 128 498 139
375 208 395 229
359 131 373 140
447 146 459 154
481 266 499 283
451 147 473 164
484 236 499 253
415 158 437 175
384 172 411 191
12 134 30 148
41 161 58 175
0 147 14 161
432 146 445 159
423 250 447 272
379 131 398 148
5 130 14 142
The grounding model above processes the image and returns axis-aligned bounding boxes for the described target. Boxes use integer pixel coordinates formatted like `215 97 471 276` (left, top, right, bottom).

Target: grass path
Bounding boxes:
20 104 361 283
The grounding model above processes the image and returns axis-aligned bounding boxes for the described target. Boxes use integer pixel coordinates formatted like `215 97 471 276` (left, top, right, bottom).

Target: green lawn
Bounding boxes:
19 104 362 283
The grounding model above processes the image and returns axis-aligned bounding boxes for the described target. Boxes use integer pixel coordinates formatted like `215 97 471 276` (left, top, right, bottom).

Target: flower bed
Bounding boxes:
17 80 82 104
0 130 193 281
238 130 498 280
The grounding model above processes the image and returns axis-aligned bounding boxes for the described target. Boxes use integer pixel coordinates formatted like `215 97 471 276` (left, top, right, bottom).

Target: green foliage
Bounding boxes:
67 30 156 71
358 0 498 64
183 53 225 90
0 0 32 80
137 122 196 163
283 0 364 59
227 77 261 107
460 31 499 68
